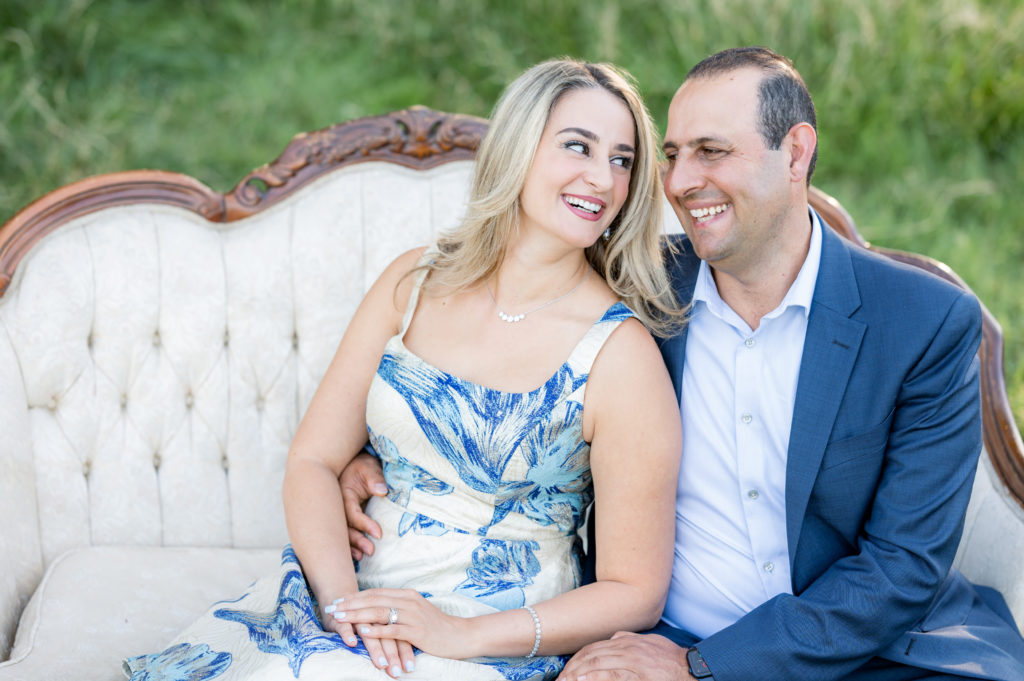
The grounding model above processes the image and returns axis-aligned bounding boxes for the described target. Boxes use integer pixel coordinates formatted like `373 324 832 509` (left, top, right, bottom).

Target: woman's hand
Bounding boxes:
321 596 416 678
332 588 475 660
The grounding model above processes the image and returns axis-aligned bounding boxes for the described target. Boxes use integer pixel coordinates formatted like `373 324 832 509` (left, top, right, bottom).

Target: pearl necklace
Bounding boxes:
484 268 589 323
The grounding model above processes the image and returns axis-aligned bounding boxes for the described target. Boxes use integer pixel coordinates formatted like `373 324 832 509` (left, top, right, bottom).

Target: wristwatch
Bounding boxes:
687 648 714 679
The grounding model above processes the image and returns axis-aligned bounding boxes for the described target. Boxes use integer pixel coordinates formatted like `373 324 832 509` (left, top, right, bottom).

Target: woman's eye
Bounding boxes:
564 141 588 154
612 156 634 169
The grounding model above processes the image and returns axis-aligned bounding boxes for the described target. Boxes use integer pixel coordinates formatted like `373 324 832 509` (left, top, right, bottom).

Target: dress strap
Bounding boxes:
399 250 435 336
564 302 637 374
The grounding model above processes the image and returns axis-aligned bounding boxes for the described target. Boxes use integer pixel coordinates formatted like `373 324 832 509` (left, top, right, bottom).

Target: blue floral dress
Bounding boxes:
123 268 636 681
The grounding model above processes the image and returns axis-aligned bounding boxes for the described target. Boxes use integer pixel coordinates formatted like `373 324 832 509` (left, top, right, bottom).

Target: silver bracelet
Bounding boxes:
524 605 542 658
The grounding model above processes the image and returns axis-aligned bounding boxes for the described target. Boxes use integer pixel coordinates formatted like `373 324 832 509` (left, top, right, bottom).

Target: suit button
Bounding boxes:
747 489 760 500
763 561 775 573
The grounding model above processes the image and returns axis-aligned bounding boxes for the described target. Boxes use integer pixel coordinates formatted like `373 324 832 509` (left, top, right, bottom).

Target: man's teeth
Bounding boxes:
565 196 601 214
689 203 731 222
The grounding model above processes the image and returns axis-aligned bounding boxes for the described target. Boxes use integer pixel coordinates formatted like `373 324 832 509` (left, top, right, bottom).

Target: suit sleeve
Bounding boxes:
695 290 983 681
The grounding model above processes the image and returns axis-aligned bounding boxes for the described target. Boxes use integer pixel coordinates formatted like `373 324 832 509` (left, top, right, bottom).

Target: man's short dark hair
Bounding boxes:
687 47 818 183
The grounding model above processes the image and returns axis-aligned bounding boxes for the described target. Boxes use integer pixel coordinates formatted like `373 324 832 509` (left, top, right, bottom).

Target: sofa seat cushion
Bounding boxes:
0 546 280 681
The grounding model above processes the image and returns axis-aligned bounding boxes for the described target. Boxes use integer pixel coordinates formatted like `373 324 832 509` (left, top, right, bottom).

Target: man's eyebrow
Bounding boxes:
559 127 636 154
663 135 728 154
688 135 729 148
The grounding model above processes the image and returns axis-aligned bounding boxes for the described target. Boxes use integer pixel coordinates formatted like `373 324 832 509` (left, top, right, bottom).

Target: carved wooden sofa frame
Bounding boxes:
1 107 1021 680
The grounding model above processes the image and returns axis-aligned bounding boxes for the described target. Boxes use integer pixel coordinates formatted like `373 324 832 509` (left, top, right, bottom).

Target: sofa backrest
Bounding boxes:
0 109 489 568
2 106 1023 617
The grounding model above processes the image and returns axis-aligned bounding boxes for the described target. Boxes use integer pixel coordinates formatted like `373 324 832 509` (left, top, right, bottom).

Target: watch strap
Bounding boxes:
687 647 713 679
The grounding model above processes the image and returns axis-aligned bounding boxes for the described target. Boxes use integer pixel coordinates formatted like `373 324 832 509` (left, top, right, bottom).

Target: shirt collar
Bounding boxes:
692 207 823 321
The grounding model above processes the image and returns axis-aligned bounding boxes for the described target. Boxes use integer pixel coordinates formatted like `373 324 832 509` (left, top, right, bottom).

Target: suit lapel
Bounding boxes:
785 225 866 563
658 235 700 403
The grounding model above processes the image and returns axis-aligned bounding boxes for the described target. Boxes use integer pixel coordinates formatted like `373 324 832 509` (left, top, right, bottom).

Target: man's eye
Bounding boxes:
701 147 725 158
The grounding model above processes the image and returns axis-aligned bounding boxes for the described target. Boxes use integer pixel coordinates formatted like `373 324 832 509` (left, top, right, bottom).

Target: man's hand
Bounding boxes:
557 632 694 681
339 451 388 560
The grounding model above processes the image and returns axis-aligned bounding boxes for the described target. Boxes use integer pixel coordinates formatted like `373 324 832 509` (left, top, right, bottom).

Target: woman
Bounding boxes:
125 58 683 681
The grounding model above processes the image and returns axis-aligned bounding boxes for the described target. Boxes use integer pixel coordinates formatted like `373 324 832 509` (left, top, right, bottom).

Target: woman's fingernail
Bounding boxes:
404 660 416 672
373 483 389 495
346 636 357 645
333 611 346 620
361 626 371 634
378 656 388 667
390 665 402 676
324 604 337 614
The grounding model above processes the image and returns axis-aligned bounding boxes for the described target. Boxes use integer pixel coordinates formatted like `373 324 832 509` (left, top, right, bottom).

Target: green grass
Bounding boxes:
2 0 1022 429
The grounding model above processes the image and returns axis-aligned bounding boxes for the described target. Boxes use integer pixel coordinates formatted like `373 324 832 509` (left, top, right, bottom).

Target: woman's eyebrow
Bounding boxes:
558 127 635 154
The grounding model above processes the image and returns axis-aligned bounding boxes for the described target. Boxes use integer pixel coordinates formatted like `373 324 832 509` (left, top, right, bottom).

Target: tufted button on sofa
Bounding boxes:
1 107 1022 680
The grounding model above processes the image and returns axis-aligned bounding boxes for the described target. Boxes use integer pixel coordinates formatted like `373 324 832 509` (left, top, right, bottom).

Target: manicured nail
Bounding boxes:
361 626 371 634
333 611 346 620
373 483 389 495
404 660 415 672
346 636 357 645
333 598 344 604
390 665 402 676
324 604 337 614
378 656 388 667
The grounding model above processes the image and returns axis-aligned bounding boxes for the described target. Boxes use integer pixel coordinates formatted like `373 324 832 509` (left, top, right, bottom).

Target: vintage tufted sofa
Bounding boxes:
1 107 1023 680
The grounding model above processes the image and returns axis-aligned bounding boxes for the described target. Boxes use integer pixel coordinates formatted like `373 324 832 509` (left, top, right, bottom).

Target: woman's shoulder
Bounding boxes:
362 246 432 323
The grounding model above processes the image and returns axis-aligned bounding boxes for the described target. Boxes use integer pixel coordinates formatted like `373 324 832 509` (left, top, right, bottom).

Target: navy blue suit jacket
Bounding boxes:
654 217 1024 680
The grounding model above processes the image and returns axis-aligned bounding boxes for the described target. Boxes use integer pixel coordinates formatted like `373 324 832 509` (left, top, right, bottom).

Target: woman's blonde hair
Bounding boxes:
420 58 685 337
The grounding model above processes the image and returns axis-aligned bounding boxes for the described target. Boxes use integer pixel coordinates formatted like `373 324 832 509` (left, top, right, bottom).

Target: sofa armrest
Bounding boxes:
0 320 43 660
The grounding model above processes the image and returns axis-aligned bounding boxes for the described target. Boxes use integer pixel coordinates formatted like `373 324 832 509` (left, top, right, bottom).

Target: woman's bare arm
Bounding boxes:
282 247 425 675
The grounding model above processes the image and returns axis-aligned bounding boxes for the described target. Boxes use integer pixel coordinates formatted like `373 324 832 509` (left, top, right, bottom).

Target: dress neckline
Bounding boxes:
389 301 632 397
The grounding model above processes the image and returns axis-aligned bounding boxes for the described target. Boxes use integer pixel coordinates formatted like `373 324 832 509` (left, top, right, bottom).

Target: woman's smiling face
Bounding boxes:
517 86 636 250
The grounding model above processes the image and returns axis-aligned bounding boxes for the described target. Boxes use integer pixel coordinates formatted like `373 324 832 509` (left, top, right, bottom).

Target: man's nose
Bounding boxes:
664 158 703 199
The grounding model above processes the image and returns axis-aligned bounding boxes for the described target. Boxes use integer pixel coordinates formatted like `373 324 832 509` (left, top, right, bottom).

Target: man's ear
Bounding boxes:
785 122 817 184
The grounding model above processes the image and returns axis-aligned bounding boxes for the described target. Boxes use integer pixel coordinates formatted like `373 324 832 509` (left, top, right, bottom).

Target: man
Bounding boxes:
342 48 1024 680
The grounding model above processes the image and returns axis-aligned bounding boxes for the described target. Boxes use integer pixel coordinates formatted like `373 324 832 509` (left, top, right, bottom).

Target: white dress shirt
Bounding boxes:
662 210 823 639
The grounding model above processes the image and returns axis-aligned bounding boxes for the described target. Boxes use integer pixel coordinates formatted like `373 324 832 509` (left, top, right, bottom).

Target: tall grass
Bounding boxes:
2 0 1022 426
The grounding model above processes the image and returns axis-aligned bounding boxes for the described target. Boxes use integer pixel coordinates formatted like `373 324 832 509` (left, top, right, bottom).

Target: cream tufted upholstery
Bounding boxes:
1 108 1022 680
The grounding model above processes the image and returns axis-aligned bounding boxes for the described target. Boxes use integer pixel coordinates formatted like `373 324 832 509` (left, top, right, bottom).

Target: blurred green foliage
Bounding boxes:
2 0 1022 425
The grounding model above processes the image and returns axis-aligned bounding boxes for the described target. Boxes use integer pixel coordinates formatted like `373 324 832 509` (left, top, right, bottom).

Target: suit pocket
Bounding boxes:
821 409 894 470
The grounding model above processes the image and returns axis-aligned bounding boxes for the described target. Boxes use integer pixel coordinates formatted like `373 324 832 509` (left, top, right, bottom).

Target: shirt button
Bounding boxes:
747 489 760 500
745 337 755 348
741 413 753 424
763 561 775 573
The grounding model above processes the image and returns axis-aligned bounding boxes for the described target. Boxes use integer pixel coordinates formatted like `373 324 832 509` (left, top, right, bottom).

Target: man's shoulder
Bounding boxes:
829 232 981 328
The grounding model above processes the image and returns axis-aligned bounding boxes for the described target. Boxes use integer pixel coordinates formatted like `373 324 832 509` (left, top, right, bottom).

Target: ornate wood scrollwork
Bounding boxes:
222 106 487 220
